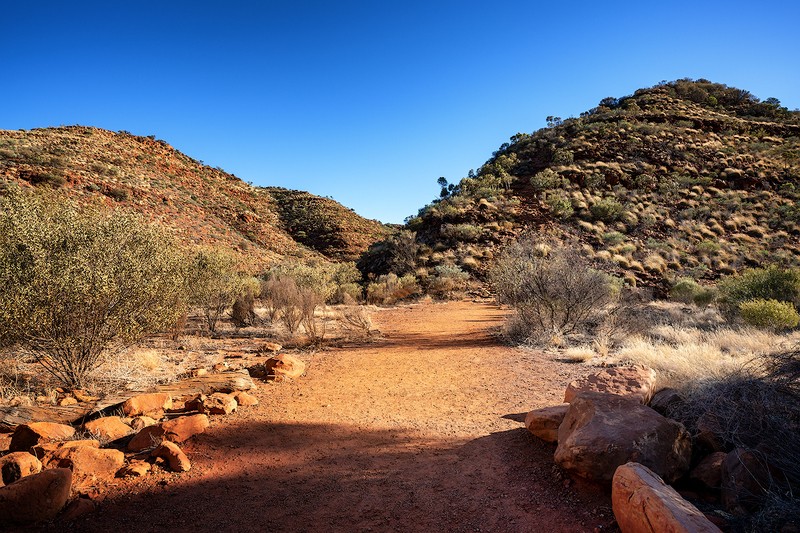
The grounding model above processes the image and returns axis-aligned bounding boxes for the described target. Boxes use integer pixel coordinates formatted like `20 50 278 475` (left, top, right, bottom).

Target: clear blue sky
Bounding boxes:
2 1 798 223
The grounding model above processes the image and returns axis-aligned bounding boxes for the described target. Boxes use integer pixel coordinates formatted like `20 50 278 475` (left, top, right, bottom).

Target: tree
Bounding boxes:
187 248 246 334
0 191 187 387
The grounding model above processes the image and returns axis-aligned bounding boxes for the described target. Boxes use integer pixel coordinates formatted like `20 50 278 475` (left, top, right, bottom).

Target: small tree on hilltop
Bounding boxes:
0 191 187 388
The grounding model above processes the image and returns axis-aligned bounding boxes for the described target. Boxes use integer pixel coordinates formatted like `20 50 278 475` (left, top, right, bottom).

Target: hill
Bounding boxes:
0 126 390 267
380 79 800 293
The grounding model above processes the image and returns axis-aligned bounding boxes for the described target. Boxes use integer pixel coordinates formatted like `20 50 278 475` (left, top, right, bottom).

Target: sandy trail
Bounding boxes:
65 301 614 532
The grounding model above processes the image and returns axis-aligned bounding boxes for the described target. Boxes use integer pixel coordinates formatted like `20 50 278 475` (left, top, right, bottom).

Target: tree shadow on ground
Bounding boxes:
52 420 615 533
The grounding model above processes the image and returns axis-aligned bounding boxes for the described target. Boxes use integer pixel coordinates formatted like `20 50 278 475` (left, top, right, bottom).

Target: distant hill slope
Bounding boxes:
0 126 390 266
390 79 800 292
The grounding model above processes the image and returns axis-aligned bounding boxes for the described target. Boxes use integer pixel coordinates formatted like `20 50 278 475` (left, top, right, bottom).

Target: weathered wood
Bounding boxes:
0 369 255 429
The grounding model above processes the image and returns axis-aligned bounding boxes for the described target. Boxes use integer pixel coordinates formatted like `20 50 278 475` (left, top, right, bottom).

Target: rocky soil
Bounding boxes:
34 301 615 532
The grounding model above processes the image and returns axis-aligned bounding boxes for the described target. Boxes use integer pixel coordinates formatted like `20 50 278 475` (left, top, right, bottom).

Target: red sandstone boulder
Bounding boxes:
84 416 133 442
555 392 691 483
524 405 568 443
60 496 96 522
0 433 11 452
648 388 686 417
129 416 158 431
565 364 657 404
0 468 73 525
152 441 191 472
117 460 151 478
127 424 167 452
233 390 259 407
0 452 42 485
122 392 173 417
162 414 210 443
721 448 773 515
253 354 305 381
9 422 76 452
204 392 237 415
55 447 125 488
612 462 721 533
690 452 727 490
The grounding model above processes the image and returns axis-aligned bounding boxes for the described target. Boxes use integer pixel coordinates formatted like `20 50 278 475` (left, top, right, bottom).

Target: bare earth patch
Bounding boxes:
53 301 614 532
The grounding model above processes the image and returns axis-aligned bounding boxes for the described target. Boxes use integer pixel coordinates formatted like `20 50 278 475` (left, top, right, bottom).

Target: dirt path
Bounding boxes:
66 301 614 532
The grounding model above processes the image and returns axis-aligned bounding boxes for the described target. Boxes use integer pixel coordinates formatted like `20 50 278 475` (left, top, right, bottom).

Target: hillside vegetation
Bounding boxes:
376 79 800 294
0 126 390 267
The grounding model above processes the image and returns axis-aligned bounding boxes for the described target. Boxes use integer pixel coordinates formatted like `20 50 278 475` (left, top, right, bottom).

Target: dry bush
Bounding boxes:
669 349 800 529
366 273 420 305
88 347 175 393
230 277 261 329
300 288 326 343
491 237 618 341
338 306 373 338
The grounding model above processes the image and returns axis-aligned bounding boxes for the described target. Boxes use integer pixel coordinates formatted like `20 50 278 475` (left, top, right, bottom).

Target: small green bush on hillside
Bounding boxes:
590 197 624 222
719 265 800 318
739 299 800 331
670 278 716 306
0 191 187 387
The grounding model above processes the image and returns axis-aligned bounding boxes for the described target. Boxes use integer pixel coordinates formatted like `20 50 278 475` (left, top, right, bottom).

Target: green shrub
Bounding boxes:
440 223 483 242
187 248 247 334
739 299 799 331
719 265 800 317
427 264 470 299
590 197 624 222
0 191 187 387
670 278 716 306
530 169 562 192
543 191 574 219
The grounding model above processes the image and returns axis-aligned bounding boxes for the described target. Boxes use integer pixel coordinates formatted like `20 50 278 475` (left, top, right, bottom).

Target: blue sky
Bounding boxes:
2 1 798 223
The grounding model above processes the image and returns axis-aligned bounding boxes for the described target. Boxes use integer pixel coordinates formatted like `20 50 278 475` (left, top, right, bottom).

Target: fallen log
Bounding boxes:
0 369 255 429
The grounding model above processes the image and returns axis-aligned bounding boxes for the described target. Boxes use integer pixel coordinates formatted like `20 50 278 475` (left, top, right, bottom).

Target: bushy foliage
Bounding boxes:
543 191 574 219
187 248 248 334
366 273 420 305
440 223 483 242
357 230 419 277
719 265 800 318
739 299 800 331
427 265 470 299
490 238 617 338
265 260 360 304
589 197 624 222
230 277 261 329
0 191 187 387
670 278 716 306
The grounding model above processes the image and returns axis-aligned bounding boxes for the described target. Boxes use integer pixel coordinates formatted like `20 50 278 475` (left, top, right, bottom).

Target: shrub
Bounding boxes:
530 169 562 192
590 197 624 222
187 248 247 334
543 191 574 219
427 264 470 299
0 191 187 387
338 306 373 338
739 299 800 331
490 238 617 339
366 273 420 305
719 265 800 317
440 223 483 242
670 278 716 306
230 277 261 329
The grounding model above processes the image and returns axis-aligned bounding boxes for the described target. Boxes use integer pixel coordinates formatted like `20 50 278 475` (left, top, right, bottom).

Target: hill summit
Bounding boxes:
0 126 390 267
374 79 800 292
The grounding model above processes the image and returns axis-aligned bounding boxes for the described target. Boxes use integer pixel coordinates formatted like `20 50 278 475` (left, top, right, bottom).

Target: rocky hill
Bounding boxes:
0 126 390 267
388 79 800 292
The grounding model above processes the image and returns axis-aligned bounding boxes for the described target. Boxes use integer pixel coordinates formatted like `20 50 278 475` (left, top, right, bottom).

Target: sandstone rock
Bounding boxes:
152 441 190 472
0 452 42 485
232 390 259 407
127 424 166 452
250 354 305 381
34 439 100 465
0 468 72 525
60 496 96 522
184 394 206 412
58 396 78 406
555 392 691 483
10 422 76 452
649 388 686 417
129 415 159 431
690 452 727 490
695 411 725 453
0 433 11 452
565 364 657 404
71 389 99 403
84 416 133 442
612 462 722 533
205 392 237 415
524 405 568 443
190 368 208 377
721 448 773 515
162 414 210 443
56 447 125 488
122 392 172 418
116 460 151 478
